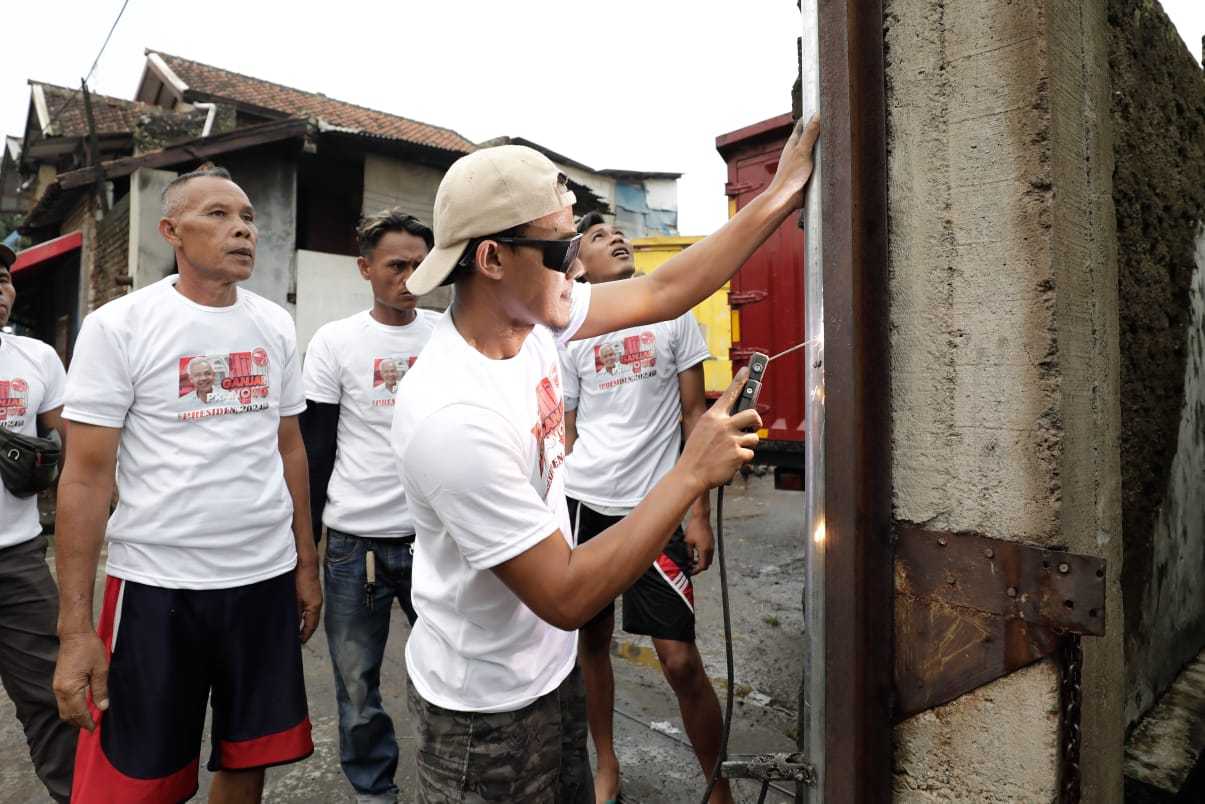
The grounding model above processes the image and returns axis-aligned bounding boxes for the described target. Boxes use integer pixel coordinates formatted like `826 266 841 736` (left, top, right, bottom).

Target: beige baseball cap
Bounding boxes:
405 145 577 296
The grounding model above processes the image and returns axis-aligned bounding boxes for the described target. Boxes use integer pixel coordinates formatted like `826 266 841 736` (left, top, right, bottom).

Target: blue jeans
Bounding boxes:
324 529 417 804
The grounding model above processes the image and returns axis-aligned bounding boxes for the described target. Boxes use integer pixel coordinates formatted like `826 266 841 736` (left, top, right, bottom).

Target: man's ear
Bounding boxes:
475 241 506 281
357 256 371 280
158 217 182 248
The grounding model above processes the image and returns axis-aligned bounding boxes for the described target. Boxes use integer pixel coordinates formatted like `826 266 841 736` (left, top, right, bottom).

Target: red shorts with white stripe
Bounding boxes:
569 497 696 642
72 570 313 804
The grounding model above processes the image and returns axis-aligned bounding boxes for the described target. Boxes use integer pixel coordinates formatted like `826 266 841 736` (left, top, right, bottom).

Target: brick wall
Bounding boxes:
61 196 96 312
92 194 130 308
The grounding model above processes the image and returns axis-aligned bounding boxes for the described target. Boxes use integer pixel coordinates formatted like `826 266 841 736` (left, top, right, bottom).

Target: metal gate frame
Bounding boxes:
806 0 894 800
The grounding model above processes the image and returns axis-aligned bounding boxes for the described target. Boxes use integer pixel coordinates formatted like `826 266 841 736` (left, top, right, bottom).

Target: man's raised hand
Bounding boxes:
767 114 822 210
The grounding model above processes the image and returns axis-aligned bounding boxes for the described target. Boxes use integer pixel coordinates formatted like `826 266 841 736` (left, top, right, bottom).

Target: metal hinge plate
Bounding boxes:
894 524 1106 719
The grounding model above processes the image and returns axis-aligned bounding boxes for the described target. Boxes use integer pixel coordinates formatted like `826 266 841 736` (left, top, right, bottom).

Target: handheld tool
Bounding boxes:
730 340 808 417
731 352 769 415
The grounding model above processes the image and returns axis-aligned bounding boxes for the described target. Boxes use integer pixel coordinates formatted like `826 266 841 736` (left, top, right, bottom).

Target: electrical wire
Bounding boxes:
700 485 734 803
83 0 132 87
43 0 133 132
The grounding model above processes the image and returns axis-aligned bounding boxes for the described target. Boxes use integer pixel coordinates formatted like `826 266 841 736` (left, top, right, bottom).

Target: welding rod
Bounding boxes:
768 339 810 363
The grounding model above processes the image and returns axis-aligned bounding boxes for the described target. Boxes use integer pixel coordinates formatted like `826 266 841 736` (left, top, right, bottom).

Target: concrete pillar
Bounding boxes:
884 0 1123 799
128 167 177 289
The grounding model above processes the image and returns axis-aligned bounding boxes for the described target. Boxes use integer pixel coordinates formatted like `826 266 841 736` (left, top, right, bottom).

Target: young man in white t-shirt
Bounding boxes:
392 115 819 802
0 246 77 803
51 166 321 804
561 211 731 803
301 209 440 804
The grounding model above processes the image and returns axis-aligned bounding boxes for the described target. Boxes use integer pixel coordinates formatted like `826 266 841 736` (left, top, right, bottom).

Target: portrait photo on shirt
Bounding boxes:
0 377 30 428
177 347 271 414
592 331 659 388
371 354 418 402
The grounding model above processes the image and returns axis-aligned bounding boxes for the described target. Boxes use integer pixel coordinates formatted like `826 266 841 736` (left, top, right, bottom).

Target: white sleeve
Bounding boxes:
302 327 341 404
553 281 592 347
62 314 134 428
559 346 580 412
38 345 67 412
403 405 559 570
674 312 711 372
278 320 306 417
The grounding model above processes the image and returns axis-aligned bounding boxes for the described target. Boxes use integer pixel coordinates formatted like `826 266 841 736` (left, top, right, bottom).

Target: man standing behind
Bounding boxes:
52 166 321 804
301 210 439 804
0 245 76 803
561 212 729 803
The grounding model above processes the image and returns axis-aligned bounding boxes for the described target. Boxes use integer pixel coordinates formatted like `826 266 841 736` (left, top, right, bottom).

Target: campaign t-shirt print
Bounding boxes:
0 377 29 429
531 365 566 497
371 355 418 407
177 348 271 420
593 331 658 391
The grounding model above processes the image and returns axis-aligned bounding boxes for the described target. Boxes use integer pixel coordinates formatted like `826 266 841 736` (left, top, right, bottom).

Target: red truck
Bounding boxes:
716 113 806 490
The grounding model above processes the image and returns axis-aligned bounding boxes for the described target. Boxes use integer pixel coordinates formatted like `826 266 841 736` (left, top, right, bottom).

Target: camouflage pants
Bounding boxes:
407 667 593 803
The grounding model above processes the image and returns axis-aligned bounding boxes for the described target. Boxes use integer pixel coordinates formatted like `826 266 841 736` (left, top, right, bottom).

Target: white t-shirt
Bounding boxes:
391 281 592 713
62 276 306 589
304 309 440 537
0 335 66 549
561 312 709 510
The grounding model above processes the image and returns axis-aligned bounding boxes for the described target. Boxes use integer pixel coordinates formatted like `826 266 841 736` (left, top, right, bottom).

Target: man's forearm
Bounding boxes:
652 192 794 316
682 405 710 523
282 444 317 566
54 480 111 635
560 465 705 626
583 193 796 338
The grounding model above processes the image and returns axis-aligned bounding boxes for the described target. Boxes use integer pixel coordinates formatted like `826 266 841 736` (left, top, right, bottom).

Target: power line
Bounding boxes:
43 0 133 133
84 0 132 87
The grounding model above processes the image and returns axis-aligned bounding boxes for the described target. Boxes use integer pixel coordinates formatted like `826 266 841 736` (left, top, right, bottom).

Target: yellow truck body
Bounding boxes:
633 235 733 396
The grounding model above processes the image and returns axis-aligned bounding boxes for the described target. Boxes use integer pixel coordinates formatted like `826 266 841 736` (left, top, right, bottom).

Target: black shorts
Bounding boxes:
569 497 696 643
72 571 313 803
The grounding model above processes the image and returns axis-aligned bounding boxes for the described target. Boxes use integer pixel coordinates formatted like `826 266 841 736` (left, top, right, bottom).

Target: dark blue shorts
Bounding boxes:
72 570 313 803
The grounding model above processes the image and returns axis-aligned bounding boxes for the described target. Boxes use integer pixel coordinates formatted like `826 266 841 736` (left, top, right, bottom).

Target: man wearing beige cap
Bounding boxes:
392 116 819 802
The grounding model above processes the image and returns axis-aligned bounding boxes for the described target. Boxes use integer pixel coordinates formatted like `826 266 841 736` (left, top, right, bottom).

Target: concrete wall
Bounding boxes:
1109 0 1205 727
885 0 1123 799
295 249 362 352
362 154 442 226
128 167 177 289
220 151 298 310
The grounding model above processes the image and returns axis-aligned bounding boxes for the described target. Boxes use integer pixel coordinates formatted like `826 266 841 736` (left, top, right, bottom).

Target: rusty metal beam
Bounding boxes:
815 0 893 799
894 526 1106 719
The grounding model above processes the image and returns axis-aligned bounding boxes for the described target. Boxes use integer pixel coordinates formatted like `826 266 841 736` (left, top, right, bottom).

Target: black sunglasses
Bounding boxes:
492 234 582 274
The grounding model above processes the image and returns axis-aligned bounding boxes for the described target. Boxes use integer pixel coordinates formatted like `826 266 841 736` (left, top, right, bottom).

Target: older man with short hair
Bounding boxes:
53 165 320 804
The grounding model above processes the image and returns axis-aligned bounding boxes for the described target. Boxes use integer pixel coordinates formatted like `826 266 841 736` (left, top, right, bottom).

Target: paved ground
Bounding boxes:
0 472 806 804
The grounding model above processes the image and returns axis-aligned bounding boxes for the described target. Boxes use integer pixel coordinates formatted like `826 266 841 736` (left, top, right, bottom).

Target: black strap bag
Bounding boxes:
0 427 61 498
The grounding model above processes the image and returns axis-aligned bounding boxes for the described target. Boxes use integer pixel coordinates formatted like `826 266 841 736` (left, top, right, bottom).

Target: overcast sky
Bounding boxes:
2 1 1202 235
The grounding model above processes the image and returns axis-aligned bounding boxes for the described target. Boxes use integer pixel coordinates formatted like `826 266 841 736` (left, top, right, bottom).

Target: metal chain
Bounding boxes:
1058 635 1083 803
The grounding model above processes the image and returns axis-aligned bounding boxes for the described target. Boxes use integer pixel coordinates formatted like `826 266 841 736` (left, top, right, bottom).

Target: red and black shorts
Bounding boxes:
569 497 696 643
72 570 313 804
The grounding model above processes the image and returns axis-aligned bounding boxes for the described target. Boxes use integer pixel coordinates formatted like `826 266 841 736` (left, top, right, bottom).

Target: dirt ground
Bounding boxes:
0 473 807 804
